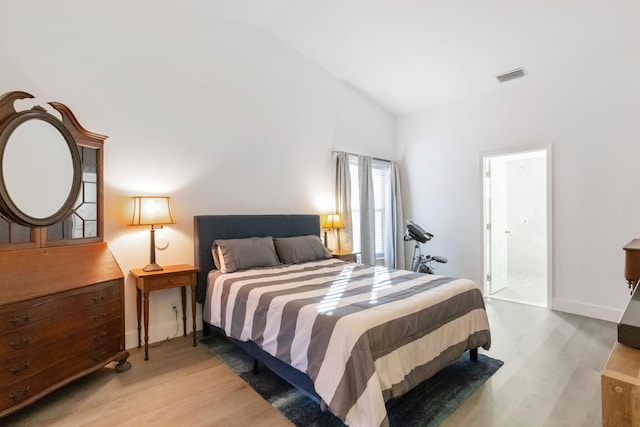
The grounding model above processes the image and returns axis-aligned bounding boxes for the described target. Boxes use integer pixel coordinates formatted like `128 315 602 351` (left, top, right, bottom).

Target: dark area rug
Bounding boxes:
201 334 503 427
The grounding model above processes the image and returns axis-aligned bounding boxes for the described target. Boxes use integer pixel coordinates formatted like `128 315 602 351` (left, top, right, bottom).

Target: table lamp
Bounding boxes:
322 213 344 248
129 196 175 271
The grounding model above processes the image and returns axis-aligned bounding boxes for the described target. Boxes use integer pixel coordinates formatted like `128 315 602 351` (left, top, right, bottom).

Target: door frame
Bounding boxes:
480 145 553 309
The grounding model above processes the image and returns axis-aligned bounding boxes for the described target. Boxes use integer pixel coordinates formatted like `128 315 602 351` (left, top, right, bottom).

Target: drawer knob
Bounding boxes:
92 312 106 322
10 385 31 402
93 331 107 341
9 360 30 375
10 336 31 350
9 313 29 327
92 293 106 303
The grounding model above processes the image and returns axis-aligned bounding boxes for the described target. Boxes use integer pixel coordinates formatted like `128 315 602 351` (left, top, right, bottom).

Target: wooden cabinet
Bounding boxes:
601 239 640 425
0 242 129 418
0 92 127 419
624 239 640 291
602 342 640 426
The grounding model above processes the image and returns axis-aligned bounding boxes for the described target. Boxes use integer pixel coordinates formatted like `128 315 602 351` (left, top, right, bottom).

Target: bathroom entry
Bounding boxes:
483 149 549 307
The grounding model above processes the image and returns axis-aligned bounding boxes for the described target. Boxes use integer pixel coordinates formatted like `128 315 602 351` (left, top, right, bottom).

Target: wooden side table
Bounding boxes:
130 264 199 360
331 250 359 263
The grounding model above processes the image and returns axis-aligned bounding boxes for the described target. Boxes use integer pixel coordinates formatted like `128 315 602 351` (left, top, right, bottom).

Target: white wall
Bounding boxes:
0 1 395 348
398 46 640 322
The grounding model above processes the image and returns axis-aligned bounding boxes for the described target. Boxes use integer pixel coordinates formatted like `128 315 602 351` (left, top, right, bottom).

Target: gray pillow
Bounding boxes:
274 235 331 264
212 237 280 273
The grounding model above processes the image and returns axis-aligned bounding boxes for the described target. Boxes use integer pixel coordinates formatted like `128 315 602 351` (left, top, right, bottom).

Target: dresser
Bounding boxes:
0 91 129 418
0 243 129 417
602 342 640 426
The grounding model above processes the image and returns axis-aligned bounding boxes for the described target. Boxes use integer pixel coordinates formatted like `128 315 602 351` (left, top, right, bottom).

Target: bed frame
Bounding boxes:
194 214 324 401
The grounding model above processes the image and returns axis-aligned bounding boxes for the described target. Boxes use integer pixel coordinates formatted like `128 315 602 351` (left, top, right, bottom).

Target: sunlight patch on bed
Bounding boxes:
316 265 353 314
369 267 392 304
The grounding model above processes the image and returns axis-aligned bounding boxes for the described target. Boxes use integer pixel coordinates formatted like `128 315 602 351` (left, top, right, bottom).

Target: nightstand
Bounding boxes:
130 264 199 360
331 250 359 263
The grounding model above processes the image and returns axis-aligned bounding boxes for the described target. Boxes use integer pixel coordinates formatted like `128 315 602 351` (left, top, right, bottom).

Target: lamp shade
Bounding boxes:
322 214 344 230
129 196 175 226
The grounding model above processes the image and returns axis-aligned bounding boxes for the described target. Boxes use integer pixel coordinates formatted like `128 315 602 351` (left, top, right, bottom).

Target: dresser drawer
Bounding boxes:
0 280 121 333
0 298 122 358
0 318 122 386
0 243 129 419
0 339 123 413
146 271 195 290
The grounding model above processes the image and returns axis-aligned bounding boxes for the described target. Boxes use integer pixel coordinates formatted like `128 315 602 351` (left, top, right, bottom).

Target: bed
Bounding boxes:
194 214 491 427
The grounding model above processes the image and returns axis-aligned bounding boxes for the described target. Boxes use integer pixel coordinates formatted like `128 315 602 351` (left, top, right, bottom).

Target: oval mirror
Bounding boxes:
0 109 82 227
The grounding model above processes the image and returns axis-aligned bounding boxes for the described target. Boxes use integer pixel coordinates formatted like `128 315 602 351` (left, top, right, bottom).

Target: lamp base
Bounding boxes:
143 263 164 272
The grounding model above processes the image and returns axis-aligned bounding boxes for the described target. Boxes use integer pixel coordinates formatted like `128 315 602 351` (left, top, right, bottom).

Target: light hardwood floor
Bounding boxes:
3 299 616 427
2 336 292 427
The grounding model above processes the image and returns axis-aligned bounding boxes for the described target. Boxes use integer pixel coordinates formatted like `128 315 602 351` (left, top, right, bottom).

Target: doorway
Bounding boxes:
483 149 549 307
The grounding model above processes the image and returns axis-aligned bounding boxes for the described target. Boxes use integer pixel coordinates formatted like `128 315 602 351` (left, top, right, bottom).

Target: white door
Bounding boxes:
483 149 549 307
488 158 508 294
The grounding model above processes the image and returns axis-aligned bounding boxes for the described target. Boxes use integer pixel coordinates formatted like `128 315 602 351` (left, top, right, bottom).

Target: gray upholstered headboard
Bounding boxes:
193 214 321 304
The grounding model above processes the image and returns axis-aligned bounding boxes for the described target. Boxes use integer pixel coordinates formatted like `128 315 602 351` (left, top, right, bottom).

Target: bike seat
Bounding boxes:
432 256 447 263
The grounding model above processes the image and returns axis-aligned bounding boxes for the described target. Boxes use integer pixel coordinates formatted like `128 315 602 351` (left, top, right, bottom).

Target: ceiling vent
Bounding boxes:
496 68 526 83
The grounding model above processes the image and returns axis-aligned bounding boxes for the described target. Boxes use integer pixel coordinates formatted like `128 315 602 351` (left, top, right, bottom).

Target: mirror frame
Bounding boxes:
0 107 82 227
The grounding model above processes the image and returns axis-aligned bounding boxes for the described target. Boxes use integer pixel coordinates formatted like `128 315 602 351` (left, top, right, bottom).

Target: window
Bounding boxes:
348 155 391 261
48 146 99 240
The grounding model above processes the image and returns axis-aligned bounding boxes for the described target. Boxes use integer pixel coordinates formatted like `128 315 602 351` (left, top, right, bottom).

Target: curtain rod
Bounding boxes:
332 150 392 164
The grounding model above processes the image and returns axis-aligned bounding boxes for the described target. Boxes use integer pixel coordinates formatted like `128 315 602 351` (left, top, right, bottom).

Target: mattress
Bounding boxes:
204 258 491 427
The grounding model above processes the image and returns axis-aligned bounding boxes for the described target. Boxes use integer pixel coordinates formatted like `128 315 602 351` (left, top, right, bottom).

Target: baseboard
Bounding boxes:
552 297 622 323
124 321 202 350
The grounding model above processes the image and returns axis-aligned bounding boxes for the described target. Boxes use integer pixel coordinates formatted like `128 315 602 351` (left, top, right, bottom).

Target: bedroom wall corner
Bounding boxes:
396 45 640 322
0 1 396 349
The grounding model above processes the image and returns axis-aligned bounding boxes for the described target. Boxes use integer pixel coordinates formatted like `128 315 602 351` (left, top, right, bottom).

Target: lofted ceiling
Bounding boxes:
198 0 640 115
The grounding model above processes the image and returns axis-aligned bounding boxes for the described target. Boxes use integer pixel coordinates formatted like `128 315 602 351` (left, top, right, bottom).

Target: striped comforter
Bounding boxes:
204 259 491 427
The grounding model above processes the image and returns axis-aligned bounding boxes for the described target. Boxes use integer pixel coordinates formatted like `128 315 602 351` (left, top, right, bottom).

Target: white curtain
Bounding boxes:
333 151 352 251
358 156 376 265
333 151 405 268
384 161 405 269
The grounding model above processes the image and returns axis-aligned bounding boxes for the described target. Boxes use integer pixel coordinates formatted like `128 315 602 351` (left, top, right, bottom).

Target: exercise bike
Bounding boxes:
404 220 447 274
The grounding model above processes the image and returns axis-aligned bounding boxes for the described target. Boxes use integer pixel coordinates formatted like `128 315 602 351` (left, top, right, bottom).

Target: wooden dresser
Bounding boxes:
0 242 130 418
601 239 640 425
0 91 130 418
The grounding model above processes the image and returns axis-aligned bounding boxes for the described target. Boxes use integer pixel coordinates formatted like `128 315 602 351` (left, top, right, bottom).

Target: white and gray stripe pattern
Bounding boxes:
206 260 491 427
